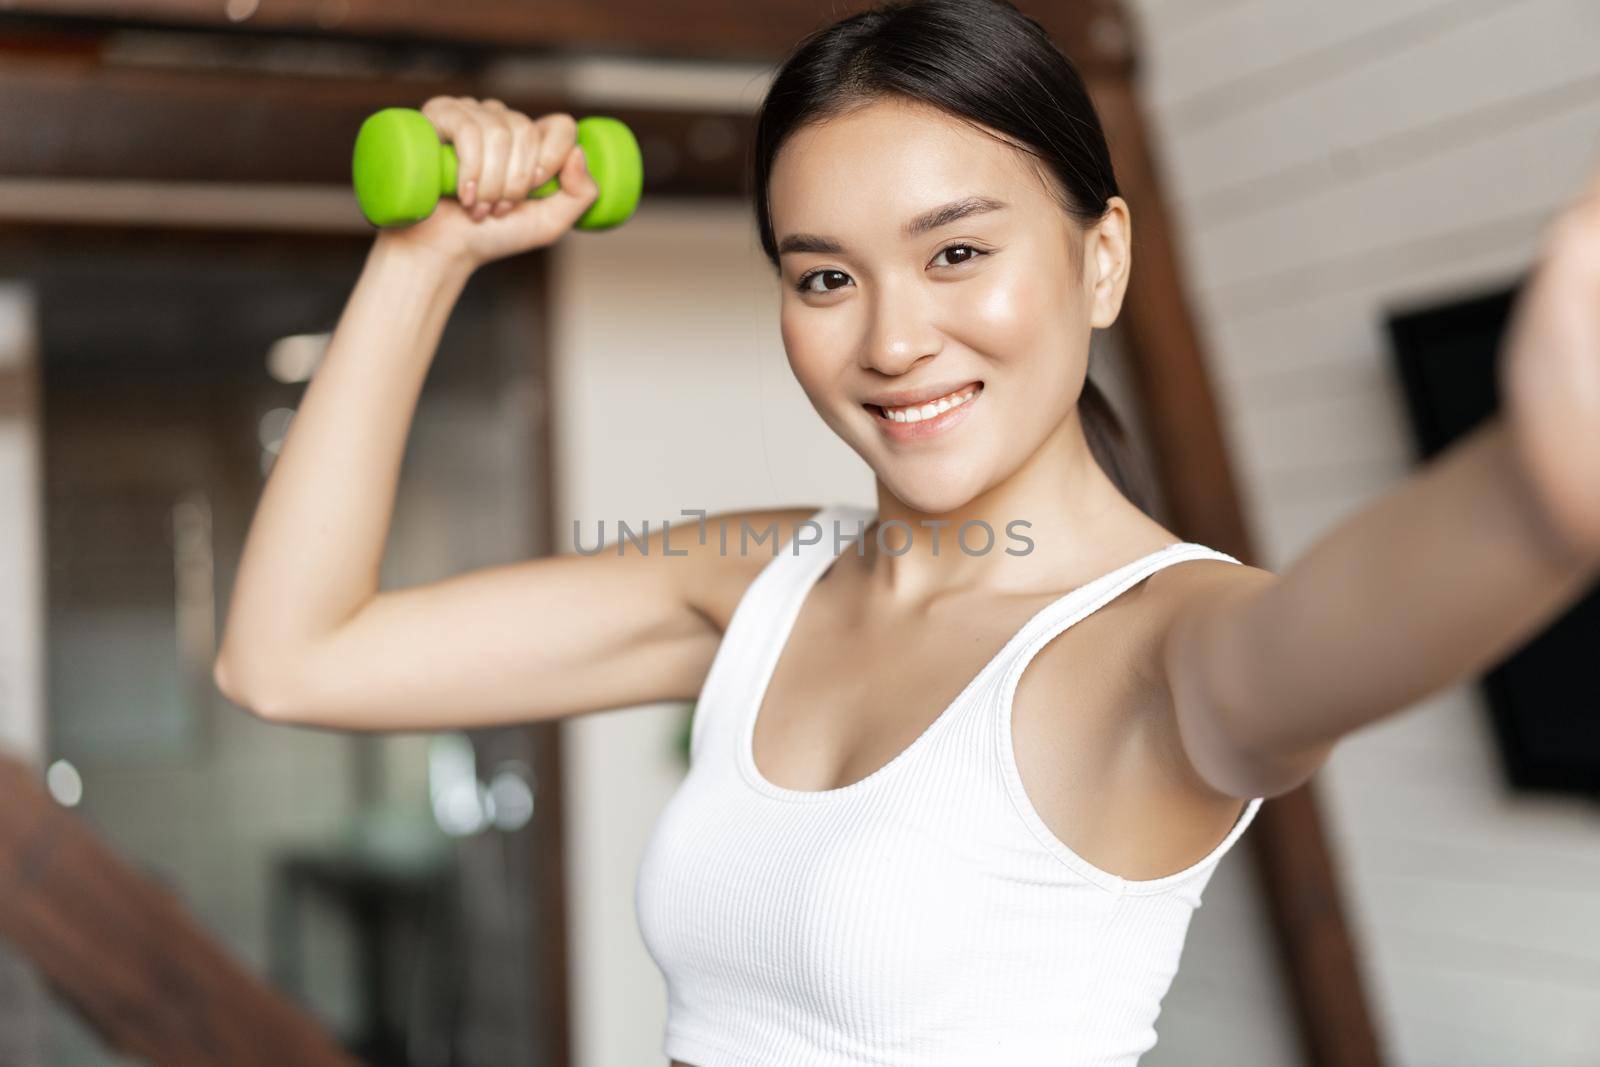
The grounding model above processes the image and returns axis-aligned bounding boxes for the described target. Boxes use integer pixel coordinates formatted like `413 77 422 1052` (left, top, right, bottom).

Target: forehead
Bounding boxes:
769 98 1045 238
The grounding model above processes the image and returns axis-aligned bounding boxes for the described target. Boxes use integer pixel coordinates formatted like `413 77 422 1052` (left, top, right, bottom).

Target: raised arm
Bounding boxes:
221 512 749 732
214 96 747 731
1162 165 1600 800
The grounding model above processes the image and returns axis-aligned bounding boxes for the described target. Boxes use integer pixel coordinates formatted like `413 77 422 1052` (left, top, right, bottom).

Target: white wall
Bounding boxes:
1128 1 1600 1063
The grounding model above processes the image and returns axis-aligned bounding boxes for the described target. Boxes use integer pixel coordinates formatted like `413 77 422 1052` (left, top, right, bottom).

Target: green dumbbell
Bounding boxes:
351 107 643 231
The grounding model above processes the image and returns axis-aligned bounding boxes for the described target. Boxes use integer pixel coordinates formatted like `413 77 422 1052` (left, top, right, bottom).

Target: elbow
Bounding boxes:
211 653 248 708
212 651 305 724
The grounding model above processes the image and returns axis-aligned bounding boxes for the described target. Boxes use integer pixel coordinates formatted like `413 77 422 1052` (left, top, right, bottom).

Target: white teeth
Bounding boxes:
881 385 979 423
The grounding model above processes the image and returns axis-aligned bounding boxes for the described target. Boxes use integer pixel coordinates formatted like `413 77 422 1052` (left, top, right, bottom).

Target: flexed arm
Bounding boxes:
1162 165 1600 801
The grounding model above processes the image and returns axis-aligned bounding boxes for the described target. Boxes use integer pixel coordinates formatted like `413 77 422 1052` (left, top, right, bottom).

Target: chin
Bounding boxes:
876 467 989 522
826 411 993 518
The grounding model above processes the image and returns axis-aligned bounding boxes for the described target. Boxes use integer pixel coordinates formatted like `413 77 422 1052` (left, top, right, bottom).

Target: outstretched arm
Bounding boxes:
1162 164 1600 801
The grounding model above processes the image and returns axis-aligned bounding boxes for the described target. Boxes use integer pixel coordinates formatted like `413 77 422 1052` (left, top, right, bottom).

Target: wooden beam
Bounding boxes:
0 752 364 1067
0 51 754 198
1089 67 1387 1067
1 0 1134 75
0 0 1135 195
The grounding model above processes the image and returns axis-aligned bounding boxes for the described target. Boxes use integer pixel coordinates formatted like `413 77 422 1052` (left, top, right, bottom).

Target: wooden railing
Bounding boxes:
0 752 363 1067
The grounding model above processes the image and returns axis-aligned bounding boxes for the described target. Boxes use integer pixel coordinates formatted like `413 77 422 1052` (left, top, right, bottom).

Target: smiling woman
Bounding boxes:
205 0 1600 1061
633 2 1268 1065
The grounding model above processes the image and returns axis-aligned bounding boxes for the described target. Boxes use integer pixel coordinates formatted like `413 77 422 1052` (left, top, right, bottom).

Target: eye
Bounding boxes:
792 243 992 295
793 267 851 295
931 243 988 269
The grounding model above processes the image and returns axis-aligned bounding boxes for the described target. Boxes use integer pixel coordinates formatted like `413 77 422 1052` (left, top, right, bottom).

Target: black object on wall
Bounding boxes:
1387 280 1600 796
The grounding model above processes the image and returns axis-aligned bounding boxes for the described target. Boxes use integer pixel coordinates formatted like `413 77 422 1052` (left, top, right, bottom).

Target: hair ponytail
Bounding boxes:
1078 376 1156 517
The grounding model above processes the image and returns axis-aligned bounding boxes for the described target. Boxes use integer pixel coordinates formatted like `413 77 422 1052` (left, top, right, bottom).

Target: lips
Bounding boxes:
864 380 984 419
862 379 984 413
863 381 983 441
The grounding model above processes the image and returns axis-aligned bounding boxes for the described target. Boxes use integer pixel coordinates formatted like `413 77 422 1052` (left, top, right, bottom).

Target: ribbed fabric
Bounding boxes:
636 503 1264 1066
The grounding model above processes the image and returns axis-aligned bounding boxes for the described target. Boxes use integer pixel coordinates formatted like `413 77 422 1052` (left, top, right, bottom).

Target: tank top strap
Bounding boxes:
1002 541 1242 678
686 504 873 763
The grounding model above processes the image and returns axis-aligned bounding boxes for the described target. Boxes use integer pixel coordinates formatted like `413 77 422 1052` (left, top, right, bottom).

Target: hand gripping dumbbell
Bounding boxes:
351 107 643 231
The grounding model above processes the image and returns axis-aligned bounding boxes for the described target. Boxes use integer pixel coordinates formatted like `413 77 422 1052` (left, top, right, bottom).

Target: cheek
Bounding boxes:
951 259 1066 360
774 300 851 379
779 306 839 398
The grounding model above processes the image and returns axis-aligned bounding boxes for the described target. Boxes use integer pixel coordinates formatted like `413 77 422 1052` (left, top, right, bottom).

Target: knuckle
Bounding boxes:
420 96 463 131
524 152 547 190
516 123 543 161
507 148 535 195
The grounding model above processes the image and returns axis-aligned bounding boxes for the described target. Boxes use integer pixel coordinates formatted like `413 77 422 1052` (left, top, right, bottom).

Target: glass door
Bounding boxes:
2 228 567 1067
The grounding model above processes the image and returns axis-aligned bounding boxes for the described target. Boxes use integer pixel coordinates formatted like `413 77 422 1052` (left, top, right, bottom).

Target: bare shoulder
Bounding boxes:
1141 550 1279 676
676 505 835 632
1146 551 1278 623
1140 552 1283 799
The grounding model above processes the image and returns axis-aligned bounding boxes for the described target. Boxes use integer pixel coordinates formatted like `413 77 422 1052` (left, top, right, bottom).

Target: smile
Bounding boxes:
864 382 983 440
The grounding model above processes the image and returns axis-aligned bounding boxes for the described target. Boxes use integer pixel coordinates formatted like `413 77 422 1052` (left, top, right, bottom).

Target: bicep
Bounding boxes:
253 523 727 731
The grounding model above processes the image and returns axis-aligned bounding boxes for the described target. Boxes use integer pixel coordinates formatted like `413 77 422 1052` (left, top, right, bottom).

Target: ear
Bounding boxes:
1084 196 1132 330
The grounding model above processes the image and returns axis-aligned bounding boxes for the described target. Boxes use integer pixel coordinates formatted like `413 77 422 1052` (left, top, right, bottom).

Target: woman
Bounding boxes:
214 0 1600 1063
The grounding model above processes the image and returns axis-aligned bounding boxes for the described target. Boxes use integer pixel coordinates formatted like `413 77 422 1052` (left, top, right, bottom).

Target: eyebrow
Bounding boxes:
776 195 1009 256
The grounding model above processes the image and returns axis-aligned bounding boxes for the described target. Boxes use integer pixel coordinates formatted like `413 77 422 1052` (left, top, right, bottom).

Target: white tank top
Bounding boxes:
636 503 1264 1066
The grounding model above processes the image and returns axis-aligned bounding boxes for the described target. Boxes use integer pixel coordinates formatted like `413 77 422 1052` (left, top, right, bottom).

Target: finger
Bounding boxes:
557 143 597 200
474 110 514 210
499 112 542 208
532 113 579 192
481 97 517 190
499 144 598 246
426 97 485 210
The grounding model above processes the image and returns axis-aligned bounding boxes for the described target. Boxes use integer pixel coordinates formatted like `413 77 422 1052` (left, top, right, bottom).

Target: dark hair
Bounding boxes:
750 0 1156 516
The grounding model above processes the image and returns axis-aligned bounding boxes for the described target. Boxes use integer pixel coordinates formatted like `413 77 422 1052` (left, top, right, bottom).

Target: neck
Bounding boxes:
860 413 1164 604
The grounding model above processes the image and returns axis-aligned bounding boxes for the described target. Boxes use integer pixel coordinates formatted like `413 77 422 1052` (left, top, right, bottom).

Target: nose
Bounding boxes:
859 278 942 376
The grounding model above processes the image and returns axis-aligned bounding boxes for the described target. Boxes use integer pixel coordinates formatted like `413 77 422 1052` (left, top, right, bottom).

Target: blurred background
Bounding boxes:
0 2 1598 1066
